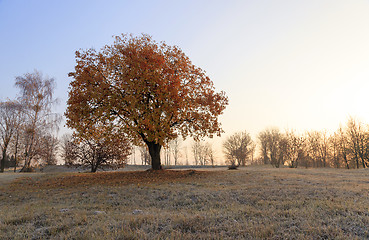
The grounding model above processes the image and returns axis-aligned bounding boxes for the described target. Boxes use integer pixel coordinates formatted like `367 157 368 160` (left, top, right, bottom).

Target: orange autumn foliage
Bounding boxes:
66 34 228 170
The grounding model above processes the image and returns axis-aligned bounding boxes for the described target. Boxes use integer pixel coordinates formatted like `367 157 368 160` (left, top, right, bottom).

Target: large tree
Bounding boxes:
66 34 228 170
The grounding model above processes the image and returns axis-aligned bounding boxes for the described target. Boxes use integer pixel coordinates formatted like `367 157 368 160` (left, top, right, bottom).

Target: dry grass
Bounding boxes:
0 166 368 239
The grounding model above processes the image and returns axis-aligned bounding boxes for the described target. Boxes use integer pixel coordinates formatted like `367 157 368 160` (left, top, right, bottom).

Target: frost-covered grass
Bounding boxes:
0 166 368 239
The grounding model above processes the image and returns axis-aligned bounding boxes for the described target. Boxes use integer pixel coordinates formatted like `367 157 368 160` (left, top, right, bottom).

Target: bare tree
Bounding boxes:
131 147 136 165
39 134 59 165
319 131 330 168
15 71 60 171
337 126 351 169
329 132 341 168
192 140 209 165
192 141 201 165
265 128 282 168
277 134 289 168
8 107 25 172
184 146 189 165
346 117 368 168
223 131 253 166
306 131 323 168
258 130 270 165
0 101 23 172
285 130 305 168
140 146 151 165
163 143 171 166
60 134 75 166
258 128 303 168
249 142 256 164
205 143 215 167
11 123 22 172
170 137 182 165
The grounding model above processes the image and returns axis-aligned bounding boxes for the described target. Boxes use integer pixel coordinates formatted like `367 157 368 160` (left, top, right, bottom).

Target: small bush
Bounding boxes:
228 164 239 170
20 167 35 172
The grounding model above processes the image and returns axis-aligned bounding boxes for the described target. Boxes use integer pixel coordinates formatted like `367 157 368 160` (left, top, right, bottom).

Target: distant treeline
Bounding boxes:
223 117 368 169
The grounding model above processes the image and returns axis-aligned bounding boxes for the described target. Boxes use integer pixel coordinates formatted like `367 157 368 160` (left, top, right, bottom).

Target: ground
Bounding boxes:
0 165 368 239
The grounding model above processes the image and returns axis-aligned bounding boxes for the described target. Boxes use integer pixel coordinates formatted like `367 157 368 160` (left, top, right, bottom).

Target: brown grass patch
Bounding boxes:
0 166 368 239
9 169 213 190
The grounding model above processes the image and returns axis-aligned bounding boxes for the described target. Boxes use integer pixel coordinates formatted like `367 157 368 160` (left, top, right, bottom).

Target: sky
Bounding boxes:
1 0 369 163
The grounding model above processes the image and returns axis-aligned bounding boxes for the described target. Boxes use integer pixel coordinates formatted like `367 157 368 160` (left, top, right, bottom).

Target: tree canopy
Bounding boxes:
66 34 228 170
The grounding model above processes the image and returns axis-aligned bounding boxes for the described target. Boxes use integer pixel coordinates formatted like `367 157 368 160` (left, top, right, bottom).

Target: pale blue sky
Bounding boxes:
1 0 369 145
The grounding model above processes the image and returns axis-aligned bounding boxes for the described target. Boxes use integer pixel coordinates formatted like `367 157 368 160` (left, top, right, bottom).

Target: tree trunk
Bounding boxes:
1 149 6 173
14 133 19 172
361 157 366 169
14 155 17 172
91 156 102 173
146 141 162 170
344 156 349 169
91 164 98 172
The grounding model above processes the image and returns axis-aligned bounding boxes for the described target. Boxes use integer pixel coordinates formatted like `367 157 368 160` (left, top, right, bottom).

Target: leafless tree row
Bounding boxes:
257 118 369 169
137 138 216 167
192 141 215 166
